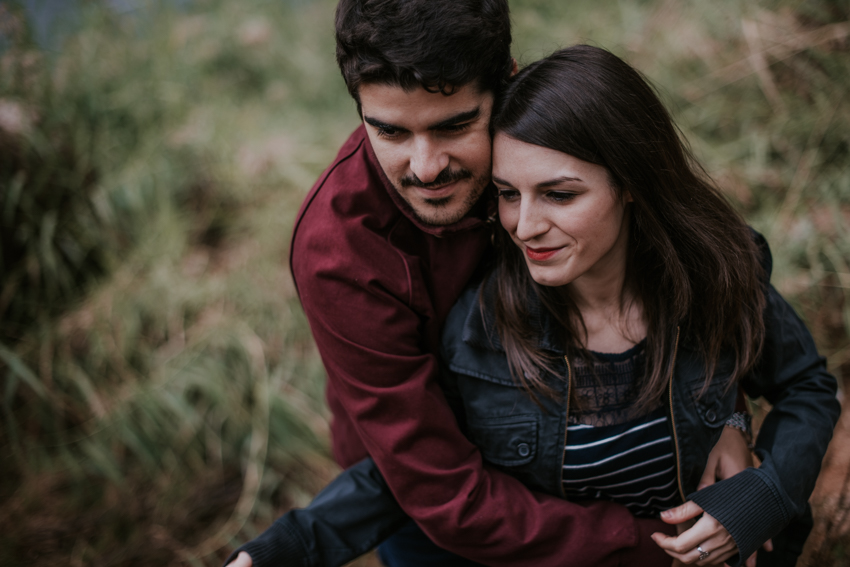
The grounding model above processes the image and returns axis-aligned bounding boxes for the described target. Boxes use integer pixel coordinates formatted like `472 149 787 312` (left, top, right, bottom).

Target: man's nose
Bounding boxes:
409 136 449 184
515 199 548 241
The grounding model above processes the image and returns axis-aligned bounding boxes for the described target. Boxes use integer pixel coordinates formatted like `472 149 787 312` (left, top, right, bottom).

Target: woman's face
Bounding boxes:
493 134 631 288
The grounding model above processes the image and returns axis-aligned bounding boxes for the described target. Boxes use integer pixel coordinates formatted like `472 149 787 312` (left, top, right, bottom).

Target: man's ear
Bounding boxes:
510 58 518 77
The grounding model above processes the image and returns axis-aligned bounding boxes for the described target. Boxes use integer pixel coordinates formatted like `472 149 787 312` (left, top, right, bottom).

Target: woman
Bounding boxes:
227 46 839 567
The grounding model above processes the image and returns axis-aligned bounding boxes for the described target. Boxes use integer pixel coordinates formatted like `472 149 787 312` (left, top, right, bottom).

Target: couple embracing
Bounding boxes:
226 1 840 566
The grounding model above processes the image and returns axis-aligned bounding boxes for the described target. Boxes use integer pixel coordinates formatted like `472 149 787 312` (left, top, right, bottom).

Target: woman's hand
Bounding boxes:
651 502 737 565
650 428 754 565
225 551 253 567
652 502 773 567
676 426 772 566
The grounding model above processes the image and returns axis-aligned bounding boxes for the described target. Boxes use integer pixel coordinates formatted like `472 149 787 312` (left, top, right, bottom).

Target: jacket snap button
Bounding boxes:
706 409 717 423
517 443 530 457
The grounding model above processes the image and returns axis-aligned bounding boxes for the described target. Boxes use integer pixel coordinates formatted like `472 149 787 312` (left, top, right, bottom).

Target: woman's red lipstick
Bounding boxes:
525 246 561 261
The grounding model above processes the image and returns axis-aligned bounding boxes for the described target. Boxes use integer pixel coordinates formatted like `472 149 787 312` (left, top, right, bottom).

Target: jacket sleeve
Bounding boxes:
690 283 840 565
291 235 673 566
223 458 407 567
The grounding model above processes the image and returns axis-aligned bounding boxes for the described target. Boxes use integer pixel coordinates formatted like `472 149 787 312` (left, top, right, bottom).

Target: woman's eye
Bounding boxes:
548 191 576 202
497 189 520 201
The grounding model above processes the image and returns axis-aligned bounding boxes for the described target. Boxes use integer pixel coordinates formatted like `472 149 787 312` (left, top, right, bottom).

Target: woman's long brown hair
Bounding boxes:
487 45 766 413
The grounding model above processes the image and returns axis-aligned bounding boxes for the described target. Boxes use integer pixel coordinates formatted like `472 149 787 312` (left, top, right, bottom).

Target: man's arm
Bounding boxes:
223 458 406 567
223 455 678 567
292 238 671 567
223 428 763 567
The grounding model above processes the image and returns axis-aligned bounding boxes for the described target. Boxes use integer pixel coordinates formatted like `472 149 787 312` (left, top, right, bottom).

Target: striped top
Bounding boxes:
562 342 679 517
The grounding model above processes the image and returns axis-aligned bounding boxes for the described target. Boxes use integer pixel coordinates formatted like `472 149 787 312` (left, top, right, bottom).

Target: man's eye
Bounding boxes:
497 189 519 201
376 127 402 139
441 123 471 134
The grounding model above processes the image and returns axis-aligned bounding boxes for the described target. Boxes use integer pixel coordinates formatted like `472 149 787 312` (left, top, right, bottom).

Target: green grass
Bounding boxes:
0 0 848 565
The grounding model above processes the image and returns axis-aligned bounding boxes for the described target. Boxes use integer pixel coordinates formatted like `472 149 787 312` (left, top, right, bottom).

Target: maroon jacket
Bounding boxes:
289 126 673 566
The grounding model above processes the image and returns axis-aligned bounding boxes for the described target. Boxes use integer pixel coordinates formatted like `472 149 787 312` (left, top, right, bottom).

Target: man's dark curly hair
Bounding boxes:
335 0 513 106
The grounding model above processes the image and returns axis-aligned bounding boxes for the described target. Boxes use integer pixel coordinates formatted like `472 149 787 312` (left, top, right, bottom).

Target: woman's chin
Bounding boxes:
528 271 570 288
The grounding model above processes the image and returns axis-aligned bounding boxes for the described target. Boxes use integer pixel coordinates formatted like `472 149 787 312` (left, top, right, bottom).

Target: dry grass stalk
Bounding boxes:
683 19 850 101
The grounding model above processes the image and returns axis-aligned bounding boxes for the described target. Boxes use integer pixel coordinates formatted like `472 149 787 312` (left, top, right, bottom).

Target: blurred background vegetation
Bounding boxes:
0 0 847 565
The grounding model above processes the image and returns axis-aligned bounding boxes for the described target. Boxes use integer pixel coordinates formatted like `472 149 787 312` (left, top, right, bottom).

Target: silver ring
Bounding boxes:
698 546 711 561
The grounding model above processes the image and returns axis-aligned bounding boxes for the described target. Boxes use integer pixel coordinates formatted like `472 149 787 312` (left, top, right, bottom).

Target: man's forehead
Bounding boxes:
359 82 493 128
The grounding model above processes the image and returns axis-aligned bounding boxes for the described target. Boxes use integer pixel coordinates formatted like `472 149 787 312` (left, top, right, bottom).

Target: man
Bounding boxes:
225 1 759 566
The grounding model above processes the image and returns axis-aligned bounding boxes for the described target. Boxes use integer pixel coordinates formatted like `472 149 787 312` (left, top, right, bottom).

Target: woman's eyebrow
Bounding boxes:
492 176 583 188
492 176 514 187
537 176 583 188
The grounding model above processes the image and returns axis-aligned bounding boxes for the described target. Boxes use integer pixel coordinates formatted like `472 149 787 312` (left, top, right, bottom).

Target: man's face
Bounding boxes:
359 83 494 226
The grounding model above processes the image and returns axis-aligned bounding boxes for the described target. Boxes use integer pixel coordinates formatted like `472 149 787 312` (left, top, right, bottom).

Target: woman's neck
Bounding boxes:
565 226 646 353
574 298 646 354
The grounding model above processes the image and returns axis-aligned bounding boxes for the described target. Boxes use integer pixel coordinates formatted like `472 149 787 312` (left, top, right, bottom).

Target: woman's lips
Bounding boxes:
525 245 562 261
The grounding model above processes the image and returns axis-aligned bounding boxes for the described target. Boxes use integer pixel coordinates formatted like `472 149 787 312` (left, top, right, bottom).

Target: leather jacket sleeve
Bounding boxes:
224 458 406 567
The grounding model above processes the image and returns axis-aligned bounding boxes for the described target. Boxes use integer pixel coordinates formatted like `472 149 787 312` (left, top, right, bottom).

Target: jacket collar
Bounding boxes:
361 125 492 237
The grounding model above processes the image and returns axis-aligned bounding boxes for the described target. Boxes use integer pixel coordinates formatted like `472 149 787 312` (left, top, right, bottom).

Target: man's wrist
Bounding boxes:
725 411 753 449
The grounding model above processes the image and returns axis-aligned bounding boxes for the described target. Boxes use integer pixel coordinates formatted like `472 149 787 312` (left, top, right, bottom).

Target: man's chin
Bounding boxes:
410 202 468 226
395 177 486 226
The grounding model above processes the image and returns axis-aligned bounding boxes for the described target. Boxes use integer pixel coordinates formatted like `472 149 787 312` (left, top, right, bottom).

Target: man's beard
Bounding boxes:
396 166 484 226
399 166 473 190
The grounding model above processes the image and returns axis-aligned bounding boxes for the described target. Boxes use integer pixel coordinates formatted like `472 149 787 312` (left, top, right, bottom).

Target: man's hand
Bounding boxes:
698 426 752 490
225 551 252 567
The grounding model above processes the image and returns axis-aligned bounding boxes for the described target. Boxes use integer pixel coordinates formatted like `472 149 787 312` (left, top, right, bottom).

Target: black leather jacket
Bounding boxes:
228 237 840 567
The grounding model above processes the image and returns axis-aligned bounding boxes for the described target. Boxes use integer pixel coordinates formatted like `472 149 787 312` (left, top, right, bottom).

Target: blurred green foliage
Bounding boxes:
0 1 353 565
0 0 847 565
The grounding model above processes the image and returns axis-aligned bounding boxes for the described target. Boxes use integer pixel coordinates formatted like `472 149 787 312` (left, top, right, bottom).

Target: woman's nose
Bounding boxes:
515 200 548 241
409 136 450 184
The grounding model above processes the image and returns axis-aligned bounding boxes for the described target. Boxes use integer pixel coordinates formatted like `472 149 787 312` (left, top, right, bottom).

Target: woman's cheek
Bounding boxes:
498 204 519 235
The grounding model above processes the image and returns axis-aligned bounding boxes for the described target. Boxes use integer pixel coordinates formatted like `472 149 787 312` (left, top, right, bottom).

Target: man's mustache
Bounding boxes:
400 167 473 189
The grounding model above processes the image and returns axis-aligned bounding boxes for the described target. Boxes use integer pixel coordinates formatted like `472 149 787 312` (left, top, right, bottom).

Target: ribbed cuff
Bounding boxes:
689 468 789 567
223 515 313 567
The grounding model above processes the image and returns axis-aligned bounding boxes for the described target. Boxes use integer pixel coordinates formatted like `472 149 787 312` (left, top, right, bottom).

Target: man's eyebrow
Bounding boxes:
428 108 480 130
364 108 481 133
363 116 408 132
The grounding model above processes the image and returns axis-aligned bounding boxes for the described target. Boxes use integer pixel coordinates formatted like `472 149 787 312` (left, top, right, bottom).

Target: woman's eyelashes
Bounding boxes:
547 191 577 202
497 188 520 201
496 188 577 203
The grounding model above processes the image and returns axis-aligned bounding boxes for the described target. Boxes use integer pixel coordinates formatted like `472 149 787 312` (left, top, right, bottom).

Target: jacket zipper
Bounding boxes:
559 355 572 497
667 327 685 503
